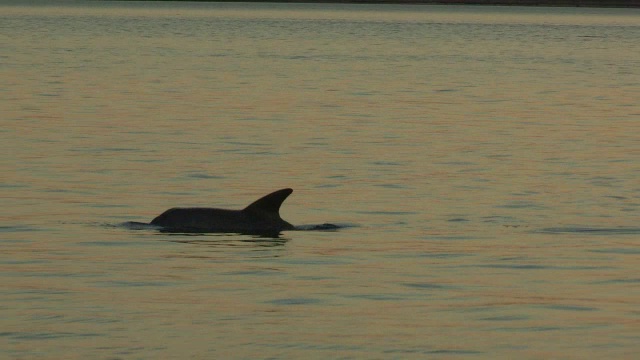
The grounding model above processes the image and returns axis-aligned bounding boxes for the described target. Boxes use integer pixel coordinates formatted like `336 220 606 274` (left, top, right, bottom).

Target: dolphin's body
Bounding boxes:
149 188 296 235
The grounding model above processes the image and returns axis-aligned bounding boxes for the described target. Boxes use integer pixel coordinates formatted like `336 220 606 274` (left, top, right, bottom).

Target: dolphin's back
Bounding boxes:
150 208 239 231
150 188 295 234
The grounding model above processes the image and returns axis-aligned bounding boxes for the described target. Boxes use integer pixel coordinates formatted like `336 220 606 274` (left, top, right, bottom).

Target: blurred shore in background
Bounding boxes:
130 0 640 9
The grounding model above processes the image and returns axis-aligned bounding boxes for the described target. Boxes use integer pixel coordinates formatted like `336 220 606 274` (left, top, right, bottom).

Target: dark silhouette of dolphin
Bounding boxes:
149 188 296 235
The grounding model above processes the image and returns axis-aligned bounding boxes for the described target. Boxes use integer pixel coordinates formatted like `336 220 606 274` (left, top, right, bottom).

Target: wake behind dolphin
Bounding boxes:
129 188 339 235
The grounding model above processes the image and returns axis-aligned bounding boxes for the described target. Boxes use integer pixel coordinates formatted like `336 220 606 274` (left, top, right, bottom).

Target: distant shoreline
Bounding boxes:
120 0 640 8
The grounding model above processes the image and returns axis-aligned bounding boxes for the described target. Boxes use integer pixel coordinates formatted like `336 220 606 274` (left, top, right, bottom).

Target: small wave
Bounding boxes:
295 223 357 231
266 297 322 305
537 227 640 235
0 225 42 233
119 221 160 230
295 223 340 231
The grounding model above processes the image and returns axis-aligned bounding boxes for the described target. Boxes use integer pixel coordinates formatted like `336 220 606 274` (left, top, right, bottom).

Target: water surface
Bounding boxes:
1 1 639 358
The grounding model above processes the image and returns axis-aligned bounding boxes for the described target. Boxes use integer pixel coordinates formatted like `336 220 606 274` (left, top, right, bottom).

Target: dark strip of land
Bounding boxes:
352 0 639 6
134 0 640 8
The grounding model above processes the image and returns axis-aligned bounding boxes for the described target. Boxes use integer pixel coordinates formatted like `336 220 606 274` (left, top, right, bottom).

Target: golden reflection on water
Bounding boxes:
2 1 639 358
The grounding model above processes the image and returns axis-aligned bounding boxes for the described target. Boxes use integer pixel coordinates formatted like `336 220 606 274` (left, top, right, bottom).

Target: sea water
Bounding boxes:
1 1 639 358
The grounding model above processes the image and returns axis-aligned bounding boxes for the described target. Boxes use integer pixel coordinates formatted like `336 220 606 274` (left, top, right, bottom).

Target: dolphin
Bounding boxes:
149 188 296 235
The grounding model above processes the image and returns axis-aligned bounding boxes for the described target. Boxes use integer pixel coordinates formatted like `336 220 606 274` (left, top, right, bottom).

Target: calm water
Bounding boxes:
2 1 639 358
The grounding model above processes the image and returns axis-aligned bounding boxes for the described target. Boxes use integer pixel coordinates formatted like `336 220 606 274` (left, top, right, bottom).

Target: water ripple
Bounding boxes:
266 298 322 305
538 227 640 235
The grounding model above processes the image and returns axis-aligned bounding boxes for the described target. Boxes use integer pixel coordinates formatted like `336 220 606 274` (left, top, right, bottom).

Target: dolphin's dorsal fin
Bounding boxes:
243 188 293 215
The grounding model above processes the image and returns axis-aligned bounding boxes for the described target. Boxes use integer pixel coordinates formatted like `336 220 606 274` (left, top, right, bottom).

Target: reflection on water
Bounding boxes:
166 235 290 248
2 1 639 359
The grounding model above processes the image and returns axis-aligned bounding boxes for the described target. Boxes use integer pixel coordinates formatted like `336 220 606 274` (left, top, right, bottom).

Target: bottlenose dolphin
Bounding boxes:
149 188 296 234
